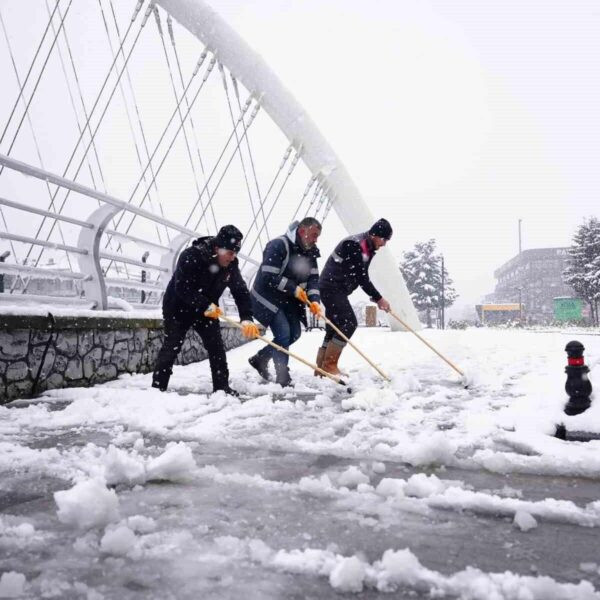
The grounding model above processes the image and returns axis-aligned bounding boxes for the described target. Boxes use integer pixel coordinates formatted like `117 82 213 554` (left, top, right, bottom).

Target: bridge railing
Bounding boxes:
0 152 258 311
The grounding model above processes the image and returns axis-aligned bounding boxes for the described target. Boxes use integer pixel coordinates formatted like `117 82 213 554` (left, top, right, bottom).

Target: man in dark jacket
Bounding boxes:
152 224 259 396
248 217 323 387
317 218 393 376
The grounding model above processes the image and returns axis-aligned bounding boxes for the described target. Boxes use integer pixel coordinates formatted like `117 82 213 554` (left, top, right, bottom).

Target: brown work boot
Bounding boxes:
314 346 326 377
321 341 344 377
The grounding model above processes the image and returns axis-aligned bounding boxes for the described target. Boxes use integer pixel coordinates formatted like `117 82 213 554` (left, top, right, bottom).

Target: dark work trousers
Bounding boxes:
152 314 228 391
255 307 302 371
320 288 357 347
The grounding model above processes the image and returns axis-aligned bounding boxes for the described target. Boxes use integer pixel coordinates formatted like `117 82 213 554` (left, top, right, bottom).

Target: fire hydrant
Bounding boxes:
564 340 592 416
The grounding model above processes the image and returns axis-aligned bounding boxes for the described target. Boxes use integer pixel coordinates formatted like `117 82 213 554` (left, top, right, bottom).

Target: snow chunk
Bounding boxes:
375 478 406 498
126 515 156 534
403 432 457 466
337 466 369 488
372 461 386 474
103 445 146 486
0 517 35 540
0 572 26 598
329 556 366 593
54 479 119 530
404 473 447 498
341 387 398 411
100 525 137 556
376 548 423 590
146 442 196 482
298 474 335 495
514 510 538 532
579 562 599 574
248 538 275 563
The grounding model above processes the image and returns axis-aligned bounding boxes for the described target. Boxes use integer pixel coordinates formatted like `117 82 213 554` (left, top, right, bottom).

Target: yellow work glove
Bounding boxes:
295 287 308 304
309 301 322 317
203 303 223 319
241 321 260 339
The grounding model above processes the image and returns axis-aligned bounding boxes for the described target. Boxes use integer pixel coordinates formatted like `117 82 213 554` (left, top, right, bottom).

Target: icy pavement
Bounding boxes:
1 328 600 598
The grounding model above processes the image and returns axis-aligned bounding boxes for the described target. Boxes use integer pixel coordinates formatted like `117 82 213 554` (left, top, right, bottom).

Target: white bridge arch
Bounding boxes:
0 0 419 329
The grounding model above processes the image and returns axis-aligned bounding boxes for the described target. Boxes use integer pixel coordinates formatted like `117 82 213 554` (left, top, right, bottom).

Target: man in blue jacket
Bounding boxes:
317 218 393 376
248 217 323 387
152 225 259 396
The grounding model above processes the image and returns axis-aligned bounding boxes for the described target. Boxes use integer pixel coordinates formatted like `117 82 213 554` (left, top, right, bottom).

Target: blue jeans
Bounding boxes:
257 308 302 369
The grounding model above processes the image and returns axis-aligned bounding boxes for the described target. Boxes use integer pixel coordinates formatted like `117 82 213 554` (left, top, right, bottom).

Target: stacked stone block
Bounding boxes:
0 315 250 404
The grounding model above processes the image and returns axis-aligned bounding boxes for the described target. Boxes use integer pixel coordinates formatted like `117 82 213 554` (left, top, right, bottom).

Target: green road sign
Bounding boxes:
553 297 583 321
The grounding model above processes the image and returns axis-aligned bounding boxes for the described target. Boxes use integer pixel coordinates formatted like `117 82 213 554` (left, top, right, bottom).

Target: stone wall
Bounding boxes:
0 314 251 404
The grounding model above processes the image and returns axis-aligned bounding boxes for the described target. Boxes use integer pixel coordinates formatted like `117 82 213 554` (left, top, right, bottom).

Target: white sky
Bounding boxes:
214 0 600 308
1 0 599 312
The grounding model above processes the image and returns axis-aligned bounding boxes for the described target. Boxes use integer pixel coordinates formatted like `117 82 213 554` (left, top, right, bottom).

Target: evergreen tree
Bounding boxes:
400 239 458 327
564 217 600 325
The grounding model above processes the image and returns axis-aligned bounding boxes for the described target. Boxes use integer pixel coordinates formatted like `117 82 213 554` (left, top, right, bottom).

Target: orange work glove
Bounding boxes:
203 303 223 319
295 287 308 304
241 321 260 339
309 301 322 317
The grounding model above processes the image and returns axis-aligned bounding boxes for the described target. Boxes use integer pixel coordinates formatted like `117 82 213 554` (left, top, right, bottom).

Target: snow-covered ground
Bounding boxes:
1 327 600 598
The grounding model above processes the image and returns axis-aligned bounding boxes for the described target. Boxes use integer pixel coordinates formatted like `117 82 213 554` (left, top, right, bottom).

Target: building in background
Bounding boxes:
485 248 576 324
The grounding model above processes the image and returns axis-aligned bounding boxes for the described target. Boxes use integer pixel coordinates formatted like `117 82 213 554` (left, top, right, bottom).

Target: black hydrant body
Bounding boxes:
564 340 592 416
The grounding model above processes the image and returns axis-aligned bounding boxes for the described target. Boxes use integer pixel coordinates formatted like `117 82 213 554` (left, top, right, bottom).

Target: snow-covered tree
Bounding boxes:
563 217 600 325
400 239 458 328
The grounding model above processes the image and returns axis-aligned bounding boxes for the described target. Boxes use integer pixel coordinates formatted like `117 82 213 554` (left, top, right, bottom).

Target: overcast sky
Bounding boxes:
213 0 600 309
1 0 599 313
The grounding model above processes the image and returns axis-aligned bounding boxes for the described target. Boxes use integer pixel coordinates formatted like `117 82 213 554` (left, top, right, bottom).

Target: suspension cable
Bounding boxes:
182 94 253 229
290 174 318 223
1 6 76 286
245 150 301 261
0 0 74 175
304 183 325 218
219 62 263 252
240 146 300 270
118 50 211 216
191 104 262 232
102 50 217 274
239 144 293 264
166 13 215 234
152 7 205 232
115 54 216 235
0 0 62 148
25 7 150 278
321 195 335 223
102 0 170 247
25 0 145 269
231 74 269 244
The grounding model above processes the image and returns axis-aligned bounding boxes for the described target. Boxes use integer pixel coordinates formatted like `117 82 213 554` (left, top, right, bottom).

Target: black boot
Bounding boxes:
248 353 271 381
213 385 240 398
274 363 292 388
152 368 171 392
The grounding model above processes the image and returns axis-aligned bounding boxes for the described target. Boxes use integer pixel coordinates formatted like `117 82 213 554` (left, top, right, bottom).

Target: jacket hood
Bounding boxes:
286 221 321 258
285 221 299 243
191 236 217 260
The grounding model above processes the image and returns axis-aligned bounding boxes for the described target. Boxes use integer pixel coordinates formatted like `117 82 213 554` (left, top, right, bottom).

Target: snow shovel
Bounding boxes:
388 310 466 383
219 314 349 387
301 299 390 382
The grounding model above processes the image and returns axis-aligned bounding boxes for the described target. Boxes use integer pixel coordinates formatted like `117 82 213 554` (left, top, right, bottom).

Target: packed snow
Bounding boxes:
1 326 600 598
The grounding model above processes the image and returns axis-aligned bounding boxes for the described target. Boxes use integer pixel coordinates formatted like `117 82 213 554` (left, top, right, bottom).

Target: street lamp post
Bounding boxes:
141 251 150 304
0 251 10 293
516 287 523 323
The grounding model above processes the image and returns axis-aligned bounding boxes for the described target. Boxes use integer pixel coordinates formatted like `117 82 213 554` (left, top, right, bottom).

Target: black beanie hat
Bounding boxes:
215 224 243 252
369 218 393 240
